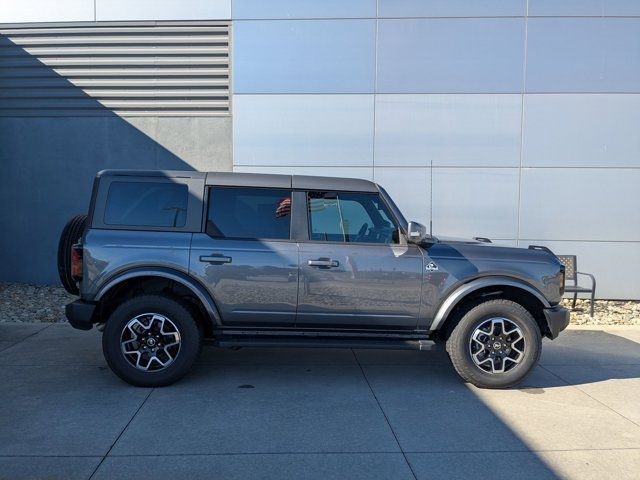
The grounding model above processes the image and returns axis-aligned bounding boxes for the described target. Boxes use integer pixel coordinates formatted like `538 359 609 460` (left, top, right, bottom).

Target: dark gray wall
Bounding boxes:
0 115 231 284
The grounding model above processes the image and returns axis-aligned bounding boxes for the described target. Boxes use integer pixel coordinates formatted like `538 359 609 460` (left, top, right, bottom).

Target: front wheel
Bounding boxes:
446 299 542 389
102 294 203 387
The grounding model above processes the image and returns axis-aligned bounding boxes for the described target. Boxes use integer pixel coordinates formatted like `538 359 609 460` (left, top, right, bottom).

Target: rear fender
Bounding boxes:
94 267 222 327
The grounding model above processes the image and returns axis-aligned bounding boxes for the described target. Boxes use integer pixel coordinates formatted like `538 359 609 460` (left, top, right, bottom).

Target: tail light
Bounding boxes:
559 267 565 295
71 244 83 280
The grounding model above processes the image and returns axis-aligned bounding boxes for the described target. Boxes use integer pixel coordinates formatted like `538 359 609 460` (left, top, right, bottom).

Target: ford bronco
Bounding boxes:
60 170 569 388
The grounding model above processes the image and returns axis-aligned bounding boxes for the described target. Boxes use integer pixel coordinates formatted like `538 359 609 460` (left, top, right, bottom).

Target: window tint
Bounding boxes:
104 181 188 227
308 192 398 244
207 187 291 240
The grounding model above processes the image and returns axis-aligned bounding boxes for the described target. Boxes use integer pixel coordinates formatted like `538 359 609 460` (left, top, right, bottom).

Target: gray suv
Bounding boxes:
60 170 569 388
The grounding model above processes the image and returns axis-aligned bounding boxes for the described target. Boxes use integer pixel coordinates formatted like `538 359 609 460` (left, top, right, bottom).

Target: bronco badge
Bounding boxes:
426 262 439 272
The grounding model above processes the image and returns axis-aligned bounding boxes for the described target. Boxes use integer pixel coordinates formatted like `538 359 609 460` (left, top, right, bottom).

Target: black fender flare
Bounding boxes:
429 276 551 331
94 267 222 327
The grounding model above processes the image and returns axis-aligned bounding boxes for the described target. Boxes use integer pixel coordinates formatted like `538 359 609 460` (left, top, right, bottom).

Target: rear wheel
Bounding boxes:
446 299 541 389
57 214 87 295
102 294 203 387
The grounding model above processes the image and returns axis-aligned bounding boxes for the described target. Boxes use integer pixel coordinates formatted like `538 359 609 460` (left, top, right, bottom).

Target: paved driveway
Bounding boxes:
0 323 639 479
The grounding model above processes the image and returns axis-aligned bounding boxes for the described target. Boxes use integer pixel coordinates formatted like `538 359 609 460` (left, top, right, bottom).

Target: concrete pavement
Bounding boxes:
0 323 639 479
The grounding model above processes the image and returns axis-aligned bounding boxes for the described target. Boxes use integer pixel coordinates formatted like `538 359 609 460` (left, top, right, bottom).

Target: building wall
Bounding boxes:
1 0 639 298
0 13 233 284
231 0 640 299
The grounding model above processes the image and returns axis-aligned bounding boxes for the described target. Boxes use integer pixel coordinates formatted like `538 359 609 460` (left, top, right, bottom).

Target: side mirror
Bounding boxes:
407 221 427 243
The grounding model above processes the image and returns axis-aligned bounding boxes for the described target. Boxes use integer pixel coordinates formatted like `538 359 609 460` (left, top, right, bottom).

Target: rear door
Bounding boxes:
189 185 298 326
297 190 424 329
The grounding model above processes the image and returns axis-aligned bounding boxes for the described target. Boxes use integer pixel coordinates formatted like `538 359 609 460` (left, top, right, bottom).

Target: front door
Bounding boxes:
297 191 424 329
190 186 298 326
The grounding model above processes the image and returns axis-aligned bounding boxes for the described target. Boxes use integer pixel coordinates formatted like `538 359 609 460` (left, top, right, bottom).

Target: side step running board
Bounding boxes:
215 337 436 351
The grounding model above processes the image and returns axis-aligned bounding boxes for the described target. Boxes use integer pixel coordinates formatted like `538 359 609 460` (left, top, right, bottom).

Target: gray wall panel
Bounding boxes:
378 0 525 18
529 0 640 17
519 168 640 241
516 241 640 299
0 116 231 284
432 168 520 239
233 94 374 167
96 0 231 21
233 20 375 93
232 0 376 19
377 19 525 93
234 165 373 180
375 94 521 167
374 167 431 225
523 94 640 167
526 19 640 93
0 0 94 23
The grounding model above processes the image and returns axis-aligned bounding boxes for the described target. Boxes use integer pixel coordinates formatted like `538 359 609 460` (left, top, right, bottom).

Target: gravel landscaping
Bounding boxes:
0 282 75 323
0 282 638 325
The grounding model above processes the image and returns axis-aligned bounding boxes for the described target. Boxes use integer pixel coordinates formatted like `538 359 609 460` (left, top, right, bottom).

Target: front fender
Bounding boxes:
93 267 222 327
429 276 551 331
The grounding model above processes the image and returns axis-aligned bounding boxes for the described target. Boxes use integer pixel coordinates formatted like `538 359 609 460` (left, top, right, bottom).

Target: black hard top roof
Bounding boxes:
97 170 379 193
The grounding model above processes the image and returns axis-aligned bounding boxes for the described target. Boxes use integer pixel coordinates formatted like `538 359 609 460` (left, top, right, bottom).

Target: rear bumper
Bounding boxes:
543 304 570 339
65 299 96 331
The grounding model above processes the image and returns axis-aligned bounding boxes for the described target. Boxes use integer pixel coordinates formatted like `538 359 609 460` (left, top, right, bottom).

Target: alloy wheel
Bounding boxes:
468 317 525 374
120 313 181 371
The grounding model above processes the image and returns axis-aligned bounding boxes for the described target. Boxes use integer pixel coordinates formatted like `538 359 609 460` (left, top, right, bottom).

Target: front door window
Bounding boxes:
307 191 398 244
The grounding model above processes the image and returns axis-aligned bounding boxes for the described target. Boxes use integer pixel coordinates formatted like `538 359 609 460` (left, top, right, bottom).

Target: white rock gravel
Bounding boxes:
0 282 638 326
561 298 640 326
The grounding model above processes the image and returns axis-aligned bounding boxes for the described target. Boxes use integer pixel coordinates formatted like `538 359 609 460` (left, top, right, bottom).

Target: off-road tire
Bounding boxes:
57 214 87 295
102 294 203 387
446 299 542 389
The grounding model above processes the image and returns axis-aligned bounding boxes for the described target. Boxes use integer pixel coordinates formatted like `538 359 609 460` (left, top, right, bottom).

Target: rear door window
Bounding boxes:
104 181 188 227
207 187 291 240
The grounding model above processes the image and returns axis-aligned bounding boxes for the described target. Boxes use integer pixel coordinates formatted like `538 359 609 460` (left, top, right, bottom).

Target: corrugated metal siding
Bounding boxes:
0 23 230 116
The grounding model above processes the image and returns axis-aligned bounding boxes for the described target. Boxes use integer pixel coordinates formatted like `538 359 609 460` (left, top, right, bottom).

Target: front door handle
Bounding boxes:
200 254 232 264
308 258 339 268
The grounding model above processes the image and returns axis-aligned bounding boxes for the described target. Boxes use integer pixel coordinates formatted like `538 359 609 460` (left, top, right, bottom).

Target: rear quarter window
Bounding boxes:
104 181 188 227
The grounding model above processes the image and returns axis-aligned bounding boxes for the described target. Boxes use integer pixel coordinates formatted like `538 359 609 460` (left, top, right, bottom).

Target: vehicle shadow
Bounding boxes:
190 345 563 479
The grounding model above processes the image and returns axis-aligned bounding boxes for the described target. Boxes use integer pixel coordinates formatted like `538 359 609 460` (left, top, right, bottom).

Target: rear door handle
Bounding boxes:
200 254 232 264
308 258 339 268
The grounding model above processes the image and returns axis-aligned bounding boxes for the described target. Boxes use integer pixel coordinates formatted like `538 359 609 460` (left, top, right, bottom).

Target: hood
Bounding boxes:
434 235 491 245
426 236 562 268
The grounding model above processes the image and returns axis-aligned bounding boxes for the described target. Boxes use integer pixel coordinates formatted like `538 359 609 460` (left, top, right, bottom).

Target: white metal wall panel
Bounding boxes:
233 94 375 166
232 0 376 19
376 19 525 93
519 168 640 242
233 20 375 93
0 0 94 23
377 0 525 18
529 0 640 17
522 94 640 167
96 0 231 21
526 18 640 93
431 168 520 240
0 23 230 116
375 94 522 167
